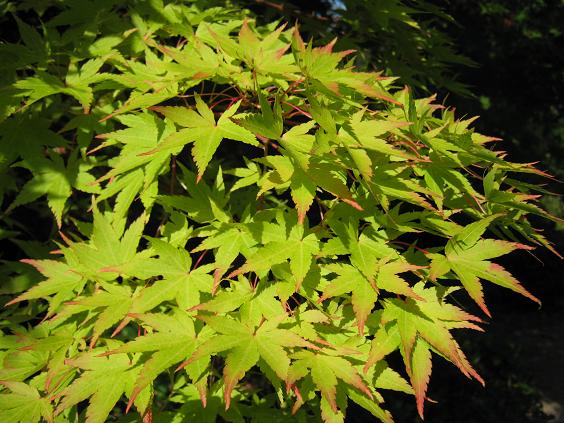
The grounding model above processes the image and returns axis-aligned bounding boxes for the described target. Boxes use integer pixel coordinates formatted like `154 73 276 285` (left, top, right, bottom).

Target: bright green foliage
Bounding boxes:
0 1 560 423
0 381 53 423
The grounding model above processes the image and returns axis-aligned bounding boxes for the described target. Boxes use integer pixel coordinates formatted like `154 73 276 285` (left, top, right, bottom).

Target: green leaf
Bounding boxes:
0 381 53 423
6 260 83 306
9 154 73 227
288 351 372 414
151 97 257 179
364 325 401 373
240 91 283 140
320 264 376 335
180 314 313 408
0 7 557 423
410 338 432 419
444 222 539 316
56 353 139 423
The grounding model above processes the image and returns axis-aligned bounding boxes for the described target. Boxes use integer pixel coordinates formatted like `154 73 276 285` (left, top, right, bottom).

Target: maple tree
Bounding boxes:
0 1 560 422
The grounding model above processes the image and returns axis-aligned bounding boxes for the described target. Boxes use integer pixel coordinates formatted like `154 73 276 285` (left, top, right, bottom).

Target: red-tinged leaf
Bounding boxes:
413 284 484 325
4 12 559 423
311 359 339 412
184 356 210 408
443 216 541 314
292 26 306 51
127 345 194 412
394 307 418 375
415 317 481 384
290 169 316 224
448 250 540 314
448 214 503 250
462 239 534 261
341 198 364 211
290 385 304 414
410 338 432 419
223 343 260 409
6 260 83 306
319 264 377 334
289 351 373 417
487 262 540 305
353 82 401 105
377 262 425 301
449 264 491 317
351 280 377 336
364 326 400 373
110 316 132 338
329 356 373 400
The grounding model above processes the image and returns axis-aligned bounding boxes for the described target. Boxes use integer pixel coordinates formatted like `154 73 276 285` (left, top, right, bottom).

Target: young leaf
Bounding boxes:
151 97 257 180
0 381 53 423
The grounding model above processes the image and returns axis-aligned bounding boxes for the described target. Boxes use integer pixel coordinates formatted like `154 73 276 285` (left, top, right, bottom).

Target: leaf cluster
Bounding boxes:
0 1 559 422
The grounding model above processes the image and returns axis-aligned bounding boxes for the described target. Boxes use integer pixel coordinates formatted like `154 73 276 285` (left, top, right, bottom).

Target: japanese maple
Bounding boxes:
0 1 559 422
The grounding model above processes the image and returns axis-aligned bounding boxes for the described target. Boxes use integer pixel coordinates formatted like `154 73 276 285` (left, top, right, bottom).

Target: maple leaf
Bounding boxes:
431 215 539 316
319 263 377 336
103 309 201 410
9 154 73 227
70 210 146 281
372 285 484 418
292 29 398 104
76 238 213 345
128 238 213 312
55 351 143 423
256 151 315 223
229 224 319 291
95 112 176 190
5 259 83 307
410 337 433 419
236 20 299 77
369 360 413 395
178 314 314 409
158 163 231 223
149 95 257 180
287 350 372 414
240 90 283 140
191 224 256 293
340 110 412 160
0 381 53 423
375 259 425 300
157 36 222 80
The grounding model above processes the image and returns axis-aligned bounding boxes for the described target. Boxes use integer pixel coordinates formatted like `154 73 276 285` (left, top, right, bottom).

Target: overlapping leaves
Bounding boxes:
0 2 559 423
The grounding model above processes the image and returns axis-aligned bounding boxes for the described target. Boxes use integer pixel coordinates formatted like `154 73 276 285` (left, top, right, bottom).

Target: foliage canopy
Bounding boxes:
0 1 559 422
